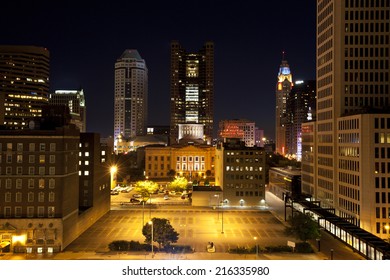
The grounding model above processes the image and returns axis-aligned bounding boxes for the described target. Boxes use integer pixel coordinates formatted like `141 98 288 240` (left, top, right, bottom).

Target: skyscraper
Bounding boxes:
49 89 86 132
285 80 316 161
0 45 50 130
302 0 390 239
170 41 214 144
275 58 293 155
114 49 148 150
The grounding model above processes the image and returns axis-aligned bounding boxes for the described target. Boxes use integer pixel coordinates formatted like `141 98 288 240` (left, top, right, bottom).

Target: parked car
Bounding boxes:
164 195 169 200
132 193 142 198
110 190 119 195
130 198 140 203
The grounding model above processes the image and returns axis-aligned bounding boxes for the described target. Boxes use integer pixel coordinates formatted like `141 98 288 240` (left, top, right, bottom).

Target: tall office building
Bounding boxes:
49 89 86 132
275 58 293 155
301 0 390 239
0 45 50 129
170 41 214 144
285 80 316 161
114 49 148 150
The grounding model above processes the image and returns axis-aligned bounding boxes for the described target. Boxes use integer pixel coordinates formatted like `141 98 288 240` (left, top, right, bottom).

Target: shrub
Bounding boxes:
295 242 314 253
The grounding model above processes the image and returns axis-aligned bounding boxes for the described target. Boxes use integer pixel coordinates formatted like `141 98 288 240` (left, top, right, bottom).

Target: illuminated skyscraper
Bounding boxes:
301 0 390 240
170 41 214 144
285 80 316 161
0 45 50 129
275 57 293 155
114 49 148 150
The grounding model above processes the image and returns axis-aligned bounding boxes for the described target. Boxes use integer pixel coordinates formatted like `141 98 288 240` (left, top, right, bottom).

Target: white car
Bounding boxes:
132 193 142 198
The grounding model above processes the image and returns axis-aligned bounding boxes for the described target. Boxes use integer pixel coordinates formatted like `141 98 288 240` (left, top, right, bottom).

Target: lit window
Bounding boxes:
85 161 89 166
85 152 89 157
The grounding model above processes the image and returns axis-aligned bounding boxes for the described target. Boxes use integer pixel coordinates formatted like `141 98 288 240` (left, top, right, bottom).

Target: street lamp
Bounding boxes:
254 236 258 258
110 165 117 189
148 221 154 256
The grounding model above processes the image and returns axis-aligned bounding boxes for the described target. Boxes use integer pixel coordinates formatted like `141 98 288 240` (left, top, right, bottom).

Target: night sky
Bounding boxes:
1 0 316 139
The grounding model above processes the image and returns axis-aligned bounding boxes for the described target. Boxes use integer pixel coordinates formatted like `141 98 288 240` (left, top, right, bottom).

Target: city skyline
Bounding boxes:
0 0 316 139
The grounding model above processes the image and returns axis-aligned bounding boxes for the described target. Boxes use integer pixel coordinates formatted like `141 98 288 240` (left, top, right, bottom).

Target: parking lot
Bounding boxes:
65 206 290 254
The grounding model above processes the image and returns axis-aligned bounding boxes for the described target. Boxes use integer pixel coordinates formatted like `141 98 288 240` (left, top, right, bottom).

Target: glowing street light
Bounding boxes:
110 165 117 189
148 221 154 256
254 236 258 257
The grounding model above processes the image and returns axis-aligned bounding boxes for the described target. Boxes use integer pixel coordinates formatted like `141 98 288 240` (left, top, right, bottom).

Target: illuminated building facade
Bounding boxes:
215 138 266 207
114 49 148 151
145 144 215 181
49 89 86 132
0 119 110 253
301 0 390 239
219 119 256 147
170 41 214 144
285 80 316 161
0 45 50 130
275 58 293 155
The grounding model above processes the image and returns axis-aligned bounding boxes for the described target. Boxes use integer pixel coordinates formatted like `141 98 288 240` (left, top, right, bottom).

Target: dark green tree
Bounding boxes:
142 218 179 250
285 212 321 242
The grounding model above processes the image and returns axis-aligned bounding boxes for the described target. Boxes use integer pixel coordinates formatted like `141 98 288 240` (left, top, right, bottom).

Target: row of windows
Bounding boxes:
374 132 390 143
345 21 390 33
339 184 360 200
225 174 263 180
375 191 390 203
0 166 56 175
0 143 56 152
375 177 390 188
175 163 205 171
339 197 360 215
226 151 263 156
0 154 56 164
339 159 360 171
339 147 360 157
3 191 55 202
375 207 390 219
338 133 360 143
226 157 263 163
339 118 360 130
235 191 263 197
375 118 390 129
344 97 390 109
345 58 389 71
346 0 389 8
374 162 390 174
376 222 390 234
345 34 389 46
345 46 390 60
375 147 390 158
226 166 263 172
1 178 55 189
345 9 389 22
1 206 55 218
345 71 389 84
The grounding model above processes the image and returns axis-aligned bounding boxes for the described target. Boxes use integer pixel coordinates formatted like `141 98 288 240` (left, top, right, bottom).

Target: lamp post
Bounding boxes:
148 221 154 256
254 236 258 258
221 197 224 234
110 165 117 189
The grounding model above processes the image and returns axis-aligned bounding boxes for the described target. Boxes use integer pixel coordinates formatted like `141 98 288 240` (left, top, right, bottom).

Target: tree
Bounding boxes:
142 218 179 249
285 212 321 242
167 177 188 192
134 180 159 201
